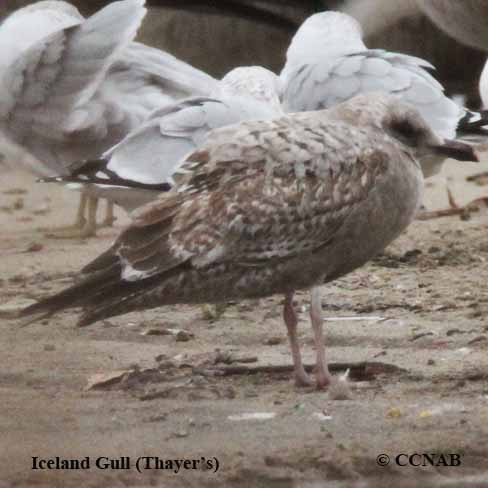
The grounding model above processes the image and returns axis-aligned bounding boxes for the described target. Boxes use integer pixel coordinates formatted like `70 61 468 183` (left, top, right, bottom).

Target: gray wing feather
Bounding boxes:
120 42 218 99
2 0 146 135
282 49 461 138
104 95 279 188
0 0 147 175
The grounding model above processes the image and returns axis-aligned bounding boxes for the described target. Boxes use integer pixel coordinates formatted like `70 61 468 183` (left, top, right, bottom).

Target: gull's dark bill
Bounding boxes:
435 140 479 162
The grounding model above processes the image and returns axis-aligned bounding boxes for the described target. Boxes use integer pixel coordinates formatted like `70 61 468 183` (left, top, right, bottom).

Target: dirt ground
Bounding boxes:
2 155 488 488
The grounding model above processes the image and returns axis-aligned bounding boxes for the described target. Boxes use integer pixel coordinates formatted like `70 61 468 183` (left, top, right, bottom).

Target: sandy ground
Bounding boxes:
2 156 488 488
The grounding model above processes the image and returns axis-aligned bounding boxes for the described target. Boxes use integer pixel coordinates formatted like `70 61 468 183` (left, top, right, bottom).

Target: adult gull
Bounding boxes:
281 11 488 158
0 0 217 237
39 66 284 213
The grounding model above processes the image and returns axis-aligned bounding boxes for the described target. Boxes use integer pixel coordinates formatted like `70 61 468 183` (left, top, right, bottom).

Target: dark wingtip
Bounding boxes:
436 140 479 163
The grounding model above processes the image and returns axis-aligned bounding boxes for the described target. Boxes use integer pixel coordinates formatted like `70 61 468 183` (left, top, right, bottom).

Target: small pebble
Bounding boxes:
176 330 192 342
264 336 283 346
174 430 188 438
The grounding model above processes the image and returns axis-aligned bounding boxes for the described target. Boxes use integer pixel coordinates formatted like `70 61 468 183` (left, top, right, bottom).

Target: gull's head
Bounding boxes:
331 94 478 177
383 98 478 176
218 66 283 112
286 11 365 66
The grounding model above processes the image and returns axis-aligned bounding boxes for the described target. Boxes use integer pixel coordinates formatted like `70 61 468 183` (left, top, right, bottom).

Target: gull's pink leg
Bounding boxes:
310 286 332 389
283 292 313 387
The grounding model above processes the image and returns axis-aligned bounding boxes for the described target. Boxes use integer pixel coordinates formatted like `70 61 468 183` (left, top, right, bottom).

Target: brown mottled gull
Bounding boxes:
20 94 477 389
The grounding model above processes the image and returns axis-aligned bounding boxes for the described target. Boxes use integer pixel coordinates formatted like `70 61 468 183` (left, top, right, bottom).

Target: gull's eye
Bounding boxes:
389 117 423 145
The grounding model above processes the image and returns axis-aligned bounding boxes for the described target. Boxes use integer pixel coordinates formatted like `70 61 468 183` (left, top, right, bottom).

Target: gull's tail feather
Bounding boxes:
18 264 123 325
20 268 182 327
457 110 488 136
19 255 189 327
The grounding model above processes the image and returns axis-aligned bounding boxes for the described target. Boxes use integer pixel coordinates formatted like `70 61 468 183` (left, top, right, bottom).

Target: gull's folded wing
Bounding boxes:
282 49 461 139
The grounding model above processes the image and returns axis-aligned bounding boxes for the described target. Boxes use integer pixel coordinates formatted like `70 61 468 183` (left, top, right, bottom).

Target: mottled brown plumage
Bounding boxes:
21 93 478 389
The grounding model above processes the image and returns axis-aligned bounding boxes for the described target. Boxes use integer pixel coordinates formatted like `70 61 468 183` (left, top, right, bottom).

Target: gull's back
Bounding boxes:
281 11 461 140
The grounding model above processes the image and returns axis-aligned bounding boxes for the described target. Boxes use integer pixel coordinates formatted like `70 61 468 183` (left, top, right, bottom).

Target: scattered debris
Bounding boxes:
228 413 276 421
386 407 402 418
468 335 488 345
194 361 407 382
173 430 189 438
410 332 435 342
24 242 43 253
213 350 258 365
328 369 353 401
12 197 24 210
374 250 423 268
264 336 284 346
323 316 386 322
141 327 194 342
467 171 488 186
85 370 130 390
446 328 467 337
16 216 33 223
446 187 459 209
0 299 36 318
312 412 333 421
144 414 168 423
416 197 488 221
201 303 228 321
2 188 27 195
32 203 51 216
175 330 193 342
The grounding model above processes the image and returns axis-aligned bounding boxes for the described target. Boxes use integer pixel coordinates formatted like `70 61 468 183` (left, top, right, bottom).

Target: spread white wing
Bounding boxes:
0 0 147 174
0 0 219 177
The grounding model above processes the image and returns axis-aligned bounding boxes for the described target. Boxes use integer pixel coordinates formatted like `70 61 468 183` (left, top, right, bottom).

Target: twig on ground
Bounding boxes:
193 361 407 381
416 197 488 221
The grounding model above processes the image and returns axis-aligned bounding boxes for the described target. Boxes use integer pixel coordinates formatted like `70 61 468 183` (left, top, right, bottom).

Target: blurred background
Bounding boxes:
1 0 486 104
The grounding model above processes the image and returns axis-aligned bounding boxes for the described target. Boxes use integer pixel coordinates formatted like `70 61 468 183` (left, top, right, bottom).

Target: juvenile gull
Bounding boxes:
39 66 284 213
20 94 478 388
281 11 488 152
0 0 217 237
